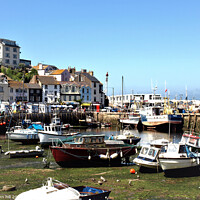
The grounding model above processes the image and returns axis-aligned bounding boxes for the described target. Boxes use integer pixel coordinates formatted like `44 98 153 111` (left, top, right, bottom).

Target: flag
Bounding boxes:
165 89 167 92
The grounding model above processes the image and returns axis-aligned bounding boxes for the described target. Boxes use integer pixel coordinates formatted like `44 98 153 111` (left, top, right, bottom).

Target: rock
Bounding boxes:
2 185 16 191
98 180 103 185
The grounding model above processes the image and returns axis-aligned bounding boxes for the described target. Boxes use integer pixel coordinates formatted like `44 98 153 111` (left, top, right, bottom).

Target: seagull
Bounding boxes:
25 178 29 184
100 176 106 182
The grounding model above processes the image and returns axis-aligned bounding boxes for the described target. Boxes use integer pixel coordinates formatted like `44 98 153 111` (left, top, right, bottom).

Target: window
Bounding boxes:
94 90 96 95
72 86 75 92
45 91 48 96
54 85 57 89
65 86 68 92
45 97 48 102
87 89 89 93
5 53 10 58
45 85 48 89
10 88 13 93
94 97 96 102
0 86 3 92
13 48 17 52
36 90 40 94
5 59 9 64
87 96 89 100
69 96 71 101
5 47 10 51
55 91 57 96
94 82 96 87
13 60 17 64
13 54 17 59
82 88 84 93
30 96 34 102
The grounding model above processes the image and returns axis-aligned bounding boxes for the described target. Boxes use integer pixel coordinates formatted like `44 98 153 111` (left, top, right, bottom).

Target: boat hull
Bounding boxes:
50 145 136 168
38 132 67 147
159 157 200 177
133 157 160 169
6 131 39 144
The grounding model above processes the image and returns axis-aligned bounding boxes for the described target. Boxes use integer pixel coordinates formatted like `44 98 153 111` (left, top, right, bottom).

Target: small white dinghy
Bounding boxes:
15 177 80 200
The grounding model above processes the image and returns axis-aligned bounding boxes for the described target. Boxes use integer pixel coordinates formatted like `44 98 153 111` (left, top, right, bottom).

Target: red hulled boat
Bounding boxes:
50 135 136 167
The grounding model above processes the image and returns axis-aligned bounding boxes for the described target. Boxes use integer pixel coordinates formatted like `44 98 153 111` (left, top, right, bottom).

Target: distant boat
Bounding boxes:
15 177 111 200
6 124 43 145
140 106 182 131
38 112 78 147
113 125 141 145
120 113 140 127
4 146 44 158
50 134 136 167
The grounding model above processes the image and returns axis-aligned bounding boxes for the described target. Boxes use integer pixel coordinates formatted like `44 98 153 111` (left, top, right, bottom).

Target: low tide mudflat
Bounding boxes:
0 138 200 200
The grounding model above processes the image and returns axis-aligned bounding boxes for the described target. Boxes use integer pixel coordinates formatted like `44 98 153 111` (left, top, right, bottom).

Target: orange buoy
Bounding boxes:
130 168 136 174
36 156 39 158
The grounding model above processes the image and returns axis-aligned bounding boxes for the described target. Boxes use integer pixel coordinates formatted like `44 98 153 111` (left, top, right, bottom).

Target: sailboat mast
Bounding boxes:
122 76 123 109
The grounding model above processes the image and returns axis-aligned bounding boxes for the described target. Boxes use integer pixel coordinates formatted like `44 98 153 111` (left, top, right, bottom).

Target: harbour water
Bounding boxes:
74 127 183 146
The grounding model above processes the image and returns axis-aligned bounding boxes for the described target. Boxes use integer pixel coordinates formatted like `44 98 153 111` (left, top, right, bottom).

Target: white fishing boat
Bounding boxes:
6 124 43 145
38 113 76 147
133 145 161 170
133 138 169 171
159 142 200 177
120 113 140 126
15 177 111 200
15 177 80 200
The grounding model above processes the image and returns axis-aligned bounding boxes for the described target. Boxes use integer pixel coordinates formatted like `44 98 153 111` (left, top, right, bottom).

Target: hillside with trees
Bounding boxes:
0 64 38 83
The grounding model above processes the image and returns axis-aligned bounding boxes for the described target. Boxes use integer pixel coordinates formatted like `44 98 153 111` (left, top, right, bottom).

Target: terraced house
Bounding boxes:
30 75 60 103
0 39 20 68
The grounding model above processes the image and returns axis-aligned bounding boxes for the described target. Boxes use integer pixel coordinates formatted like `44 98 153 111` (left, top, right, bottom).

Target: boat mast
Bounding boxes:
122 76 123 109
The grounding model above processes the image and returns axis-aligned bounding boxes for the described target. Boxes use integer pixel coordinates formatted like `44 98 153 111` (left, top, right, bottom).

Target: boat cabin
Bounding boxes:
74 135 105 144
159 143 192 158
138 145 160 160
181 132 200 148
44 124 61 133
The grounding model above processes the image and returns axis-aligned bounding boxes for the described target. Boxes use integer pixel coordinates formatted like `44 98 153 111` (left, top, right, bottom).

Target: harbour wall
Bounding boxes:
2 112 200 132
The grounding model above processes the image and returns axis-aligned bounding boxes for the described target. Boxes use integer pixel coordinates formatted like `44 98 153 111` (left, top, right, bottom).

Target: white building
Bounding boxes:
0 39 20 68
30 75 60 104
108 93 163 108
69 68 105 107
49 69 70 82
33 63 58 76
0 73 9 101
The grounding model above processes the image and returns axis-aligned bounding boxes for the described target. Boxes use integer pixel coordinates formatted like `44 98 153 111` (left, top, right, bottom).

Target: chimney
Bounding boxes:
68 67 76 74
81 69 87 73
39 63 43 70
89 71 94 76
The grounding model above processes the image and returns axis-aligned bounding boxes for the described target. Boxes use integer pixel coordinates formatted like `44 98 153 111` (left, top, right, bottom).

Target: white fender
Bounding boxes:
99 154 108 159
88 155 91 160
110 153 118 159
130 139 132 144
120 150 123 157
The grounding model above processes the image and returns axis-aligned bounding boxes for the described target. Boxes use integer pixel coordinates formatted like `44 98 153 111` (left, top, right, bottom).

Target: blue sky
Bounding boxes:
2 0 200 99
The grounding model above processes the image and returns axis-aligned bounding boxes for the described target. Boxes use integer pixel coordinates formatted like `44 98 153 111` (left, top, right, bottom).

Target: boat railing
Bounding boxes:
49 138 65 147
